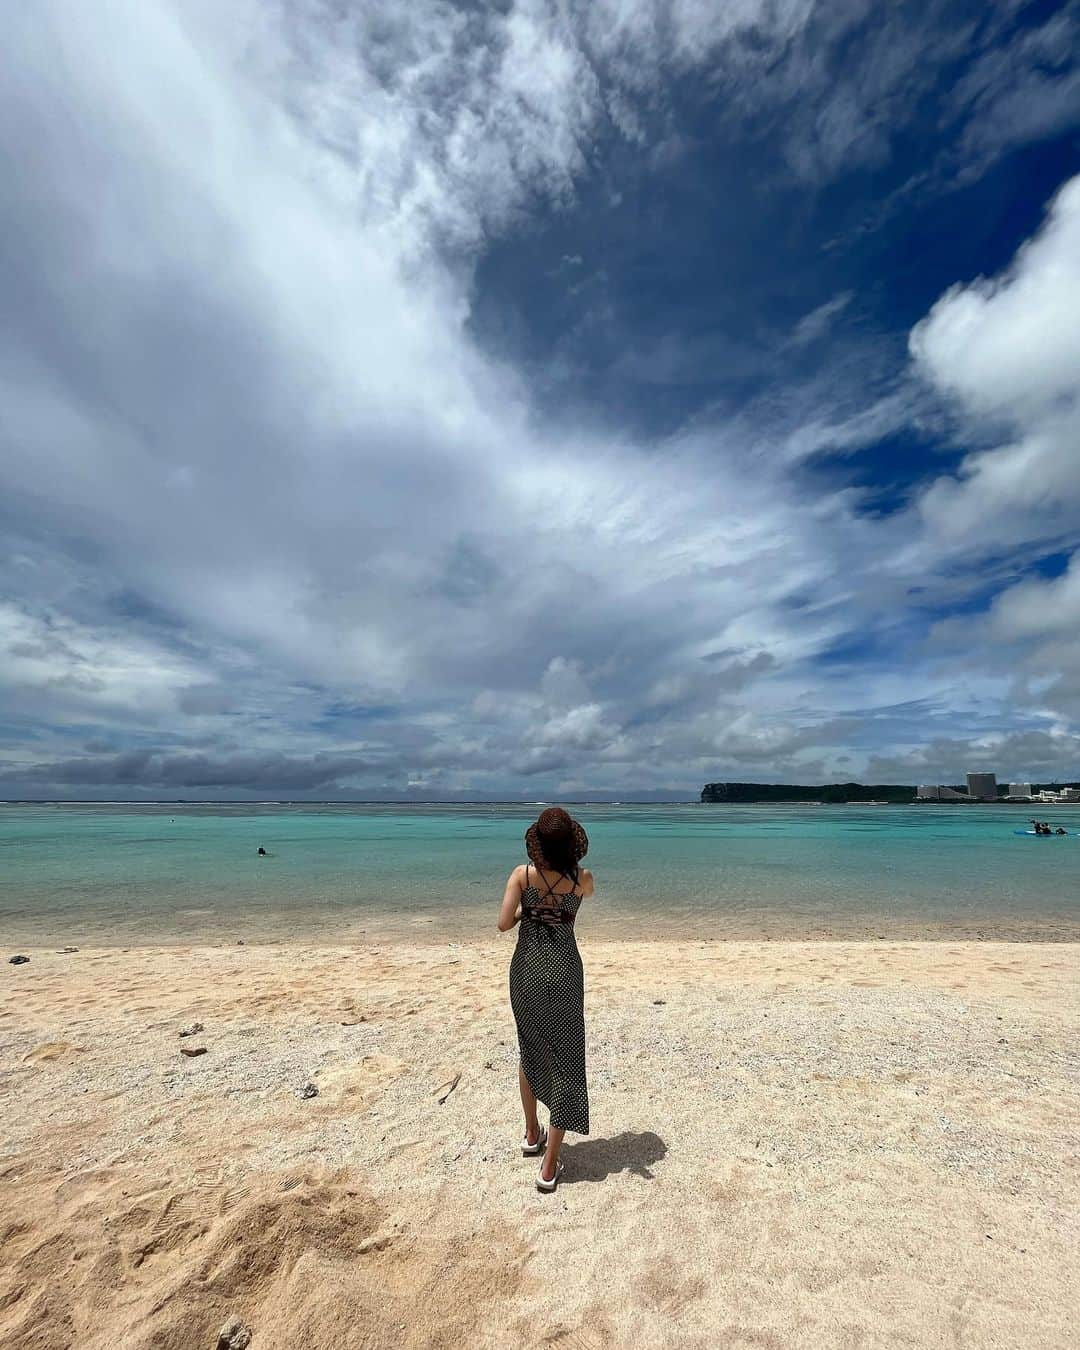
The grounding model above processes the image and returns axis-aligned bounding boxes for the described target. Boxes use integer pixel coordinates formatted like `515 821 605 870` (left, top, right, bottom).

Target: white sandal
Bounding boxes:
536 1159 564 1193
522 1125 548 1156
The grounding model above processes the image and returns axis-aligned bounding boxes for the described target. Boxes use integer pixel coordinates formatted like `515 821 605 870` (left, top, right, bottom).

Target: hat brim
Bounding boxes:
525 817 589 868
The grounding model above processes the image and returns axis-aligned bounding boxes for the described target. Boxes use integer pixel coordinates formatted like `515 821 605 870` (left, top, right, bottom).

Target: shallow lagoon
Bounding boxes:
2 801 1078 944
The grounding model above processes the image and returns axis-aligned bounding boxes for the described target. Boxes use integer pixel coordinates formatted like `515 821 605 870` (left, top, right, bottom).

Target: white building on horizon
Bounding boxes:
917 784 970 800
1008 782 1033 800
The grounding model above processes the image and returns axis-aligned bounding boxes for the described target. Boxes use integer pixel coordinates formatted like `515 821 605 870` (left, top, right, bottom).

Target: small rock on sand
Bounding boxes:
299 1082 319 1099
180 1045 208 1058
178 1022 204 1038
9 955 30 965
216 1315 252 1349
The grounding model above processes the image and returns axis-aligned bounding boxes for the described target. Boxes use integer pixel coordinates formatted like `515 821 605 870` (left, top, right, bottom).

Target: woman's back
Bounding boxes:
519 863 593 926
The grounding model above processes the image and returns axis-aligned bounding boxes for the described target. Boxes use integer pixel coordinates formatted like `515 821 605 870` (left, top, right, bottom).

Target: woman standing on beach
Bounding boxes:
498 807 594 1193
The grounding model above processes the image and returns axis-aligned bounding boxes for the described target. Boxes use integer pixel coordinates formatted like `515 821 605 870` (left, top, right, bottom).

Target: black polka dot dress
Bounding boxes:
509 864 589 1135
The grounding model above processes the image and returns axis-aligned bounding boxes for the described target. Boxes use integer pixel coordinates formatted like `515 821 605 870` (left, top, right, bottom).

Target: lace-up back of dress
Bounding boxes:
520 864 583 926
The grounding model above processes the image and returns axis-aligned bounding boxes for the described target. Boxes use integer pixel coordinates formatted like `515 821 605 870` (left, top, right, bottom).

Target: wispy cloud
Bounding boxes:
787 292 854 348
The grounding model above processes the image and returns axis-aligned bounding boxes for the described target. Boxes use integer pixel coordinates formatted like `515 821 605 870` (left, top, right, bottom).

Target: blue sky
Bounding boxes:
1 0 1079 799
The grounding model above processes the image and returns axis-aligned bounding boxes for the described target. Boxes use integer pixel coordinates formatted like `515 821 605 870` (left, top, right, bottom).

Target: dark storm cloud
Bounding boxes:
1 750 388 793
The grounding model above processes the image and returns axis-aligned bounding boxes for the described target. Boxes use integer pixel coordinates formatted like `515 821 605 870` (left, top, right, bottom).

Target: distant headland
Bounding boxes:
701 780 1080 804
701 782 915 803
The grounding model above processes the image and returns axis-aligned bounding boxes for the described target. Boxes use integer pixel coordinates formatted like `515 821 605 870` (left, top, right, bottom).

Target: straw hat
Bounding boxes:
525 806 589 868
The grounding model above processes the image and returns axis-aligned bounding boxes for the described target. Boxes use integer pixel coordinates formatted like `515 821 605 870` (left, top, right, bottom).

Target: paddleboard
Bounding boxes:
1013 829 1077 836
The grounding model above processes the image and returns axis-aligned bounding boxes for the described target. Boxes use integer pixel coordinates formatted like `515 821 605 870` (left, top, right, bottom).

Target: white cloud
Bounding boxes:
988 557 1080 642
910 176 1080 418
0 603 207 719
910 174 1080 551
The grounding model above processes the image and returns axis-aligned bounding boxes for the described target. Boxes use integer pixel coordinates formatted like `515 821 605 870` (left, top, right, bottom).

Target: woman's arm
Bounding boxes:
497 865 526 932
579 867 595 898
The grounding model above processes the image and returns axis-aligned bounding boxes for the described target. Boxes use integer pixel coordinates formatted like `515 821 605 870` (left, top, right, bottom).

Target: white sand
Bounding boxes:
1 937 1078 1348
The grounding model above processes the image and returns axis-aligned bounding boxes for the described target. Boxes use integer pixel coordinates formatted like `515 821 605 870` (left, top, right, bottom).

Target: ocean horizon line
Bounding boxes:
1 796 696 803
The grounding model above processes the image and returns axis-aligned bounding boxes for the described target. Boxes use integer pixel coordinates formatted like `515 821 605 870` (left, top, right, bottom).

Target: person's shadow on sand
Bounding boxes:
564 1131 666 1183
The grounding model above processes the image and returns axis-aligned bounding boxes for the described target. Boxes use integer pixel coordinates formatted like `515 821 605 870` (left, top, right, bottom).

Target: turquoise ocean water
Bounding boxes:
6 793 1080 945
1 801 1078 945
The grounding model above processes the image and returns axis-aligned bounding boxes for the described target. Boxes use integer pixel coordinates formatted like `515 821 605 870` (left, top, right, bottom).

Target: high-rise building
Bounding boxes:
917 785 969 800
1008 782 1033 799
966 772 997 800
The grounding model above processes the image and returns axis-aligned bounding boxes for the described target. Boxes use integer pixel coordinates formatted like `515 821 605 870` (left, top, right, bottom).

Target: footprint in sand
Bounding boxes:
639 1261 708 1317
540 1320 616 1349
22 1041 87 1065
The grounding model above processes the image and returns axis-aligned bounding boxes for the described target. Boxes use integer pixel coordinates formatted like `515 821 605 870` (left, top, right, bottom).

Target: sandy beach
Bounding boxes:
2 936 1077 1349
